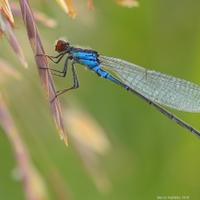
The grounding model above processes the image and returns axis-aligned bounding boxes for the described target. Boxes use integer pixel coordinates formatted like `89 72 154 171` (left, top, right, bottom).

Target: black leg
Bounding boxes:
51 61 79 102
47 53 66 64
48 57 69 77
36 51 67 63
37 52 69 77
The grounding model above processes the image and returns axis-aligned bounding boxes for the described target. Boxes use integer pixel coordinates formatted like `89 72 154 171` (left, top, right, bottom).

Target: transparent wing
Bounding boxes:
99 55 200 112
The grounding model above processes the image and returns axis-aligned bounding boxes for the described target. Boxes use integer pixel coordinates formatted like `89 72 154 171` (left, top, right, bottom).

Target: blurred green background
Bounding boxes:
1 0 200 199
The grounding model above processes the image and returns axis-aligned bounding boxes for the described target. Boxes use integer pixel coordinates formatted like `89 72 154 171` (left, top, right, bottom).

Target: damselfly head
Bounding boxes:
55 39 69 53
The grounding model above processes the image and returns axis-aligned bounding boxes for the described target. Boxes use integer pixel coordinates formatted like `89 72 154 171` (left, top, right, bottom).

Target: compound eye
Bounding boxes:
55 40 68 53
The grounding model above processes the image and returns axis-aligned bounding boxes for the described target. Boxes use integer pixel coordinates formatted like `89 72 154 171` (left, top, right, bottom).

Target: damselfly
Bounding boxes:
37 39 200 138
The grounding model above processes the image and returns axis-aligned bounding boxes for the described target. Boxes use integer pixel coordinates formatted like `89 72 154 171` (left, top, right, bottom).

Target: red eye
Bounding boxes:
55 40 68 53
